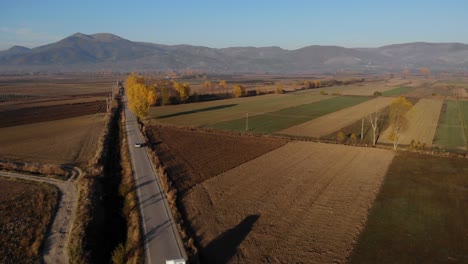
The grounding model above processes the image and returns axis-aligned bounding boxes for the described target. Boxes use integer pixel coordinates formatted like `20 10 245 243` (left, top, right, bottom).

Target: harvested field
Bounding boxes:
293 79 411 96
0 177 58 263
148 93 332 127
349 153 468 263
0 76 116 97
452 88 468 98
146 125 288 194
184 141 394 263
434 100 468 150
0 114 105 164
209 96 370 133
0 100 106 128
279 97 393 138
380 99 443 146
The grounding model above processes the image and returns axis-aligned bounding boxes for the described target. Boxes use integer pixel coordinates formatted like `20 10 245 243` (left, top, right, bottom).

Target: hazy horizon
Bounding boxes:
2 0 468 51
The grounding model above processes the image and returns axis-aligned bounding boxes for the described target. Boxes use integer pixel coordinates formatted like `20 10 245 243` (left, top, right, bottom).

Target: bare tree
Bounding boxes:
368 110 381 147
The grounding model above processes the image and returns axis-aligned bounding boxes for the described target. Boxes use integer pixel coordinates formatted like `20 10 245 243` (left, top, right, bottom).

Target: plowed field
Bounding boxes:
146 125 288 194
0 178 58 263
0 100 106 128
380 99 443 146
279 97 392 137
183 141 394 263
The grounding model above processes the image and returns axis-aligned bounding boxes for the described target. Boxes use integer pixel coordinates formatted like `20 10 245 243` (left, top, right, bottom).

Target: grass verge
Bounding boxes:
348 152 468 263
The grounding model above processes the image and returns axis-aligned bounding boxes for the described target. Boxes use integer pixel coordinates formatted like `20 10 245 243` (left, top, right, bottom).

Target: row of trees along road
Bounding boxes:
125 73 191 119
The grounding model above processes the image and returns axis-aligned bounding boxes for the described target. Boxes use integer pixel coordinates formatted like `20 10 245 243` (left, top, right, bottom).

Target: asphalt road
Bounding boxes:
123 96 186 264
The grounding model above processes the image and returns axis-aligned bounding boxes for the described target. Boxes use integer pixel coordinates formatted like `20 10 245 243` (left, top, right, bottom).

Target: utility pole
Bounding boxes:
361 118 364 140
246 112 249 131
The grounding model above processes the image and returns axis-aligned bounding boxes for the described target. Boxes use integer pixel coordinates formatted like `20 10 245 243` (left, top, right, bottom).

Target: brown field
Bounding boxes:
0 96 106 112
0 177 58 263
147 125 395 263
0 100 106 128
380 99 443 146
279 97 393 137
146 125 288 194
0 75 117 97
0 114 105 165
184 141 394 263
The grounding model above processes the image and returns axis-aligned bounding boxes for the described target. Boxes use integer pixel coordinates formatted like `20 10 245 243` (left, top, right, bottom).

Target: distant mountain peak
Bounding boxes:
70 32 91 38
90 33 126 41
9 45 30 52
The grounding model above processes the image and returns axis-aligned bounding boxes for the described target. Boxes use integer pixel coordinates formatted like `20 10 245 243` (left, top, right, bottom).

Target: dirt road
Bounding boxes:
0 171 77 264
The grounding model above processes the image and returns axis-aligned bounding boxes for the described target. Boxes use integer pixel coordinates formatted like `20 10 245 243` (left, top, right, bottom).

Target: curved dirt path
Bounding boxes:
0 171 77 264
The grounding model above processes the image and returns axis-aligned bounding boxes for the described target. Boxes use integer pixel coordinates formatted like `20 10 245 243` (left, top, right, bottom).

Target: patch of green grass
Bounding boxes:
208 96 370 133
382 86 411 96
433 101 468 150
349 153 468 264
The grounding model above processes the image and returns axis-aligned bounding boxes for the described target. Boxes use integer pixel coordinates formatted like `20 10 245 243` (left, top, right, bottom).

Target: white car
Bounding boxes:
134 143 143 148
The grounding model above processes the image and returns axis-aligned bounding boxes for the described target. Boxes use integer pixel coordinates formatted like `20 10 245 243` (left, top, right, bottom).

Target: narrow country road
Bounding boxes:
123 95 187 263
0 171 77 264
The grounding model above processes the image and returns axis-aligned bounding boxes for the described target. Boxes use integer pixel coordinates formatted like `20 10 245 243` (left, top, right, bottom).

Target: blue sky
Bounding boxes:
1 0 468 50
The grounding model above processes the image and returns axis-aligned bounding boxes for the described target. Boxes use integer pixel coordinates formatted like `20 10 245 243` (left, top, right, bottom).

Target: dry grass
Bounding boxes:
0 177 59 263
0 161 68 179
68 100 119 264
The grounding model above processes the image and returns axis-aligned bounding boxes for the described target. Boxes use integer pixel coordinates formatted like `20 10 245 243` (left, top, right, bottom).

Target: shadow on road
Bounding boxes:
158 104 237 119
144 219 171 244
200 214 260 264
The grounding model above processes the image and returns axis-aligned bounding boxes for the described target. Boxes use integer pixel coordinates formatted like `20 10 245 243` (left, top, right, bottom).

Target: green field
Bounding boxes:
382 86 411 96
148 92 333 127
208 96 370 133
433 100 468 150
349 153 468 263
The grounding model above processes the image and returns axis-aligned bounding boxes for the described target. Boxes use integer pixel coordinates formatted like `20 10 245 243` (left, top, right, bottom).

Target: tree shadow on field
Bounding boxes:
158 104 237 119
201 214 260 264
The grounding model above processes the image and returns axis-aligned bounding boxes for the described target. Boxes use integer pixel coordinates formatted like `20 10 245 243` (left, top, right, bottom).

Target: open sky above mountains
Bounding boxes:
1 0 468 51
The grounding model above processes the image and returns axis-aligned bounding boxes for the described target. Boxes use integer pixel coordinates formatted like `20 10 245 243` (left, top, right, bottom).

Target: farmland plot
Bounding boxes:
434 100 468 149
185 141 394 263
148 93 332 127
380 99 443 146
0 114 105 164
209 96 370 133
279 97 393 138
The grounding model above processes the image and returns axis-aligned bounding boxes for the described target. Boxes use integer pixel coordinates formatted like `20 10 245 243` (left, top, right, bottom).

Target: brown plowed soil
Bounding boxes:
0 100 106 128
184 141 394 263
146 125 288 194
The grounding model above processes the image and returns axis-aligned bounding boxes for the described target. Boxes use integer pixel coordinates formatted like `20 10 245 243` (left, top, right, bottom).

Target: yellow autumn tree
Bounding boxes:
174 82 191 103
147 86 157 106
219 80 228 90
275 82 284 94
233 85 246 97
388 96 413 150
126 74 151 119
304 80 313 89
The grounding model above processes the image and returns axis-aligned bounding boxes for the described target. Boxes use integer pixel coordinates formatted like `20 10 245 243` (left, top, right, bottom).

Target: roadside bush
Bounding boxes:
320 90 328 95
373 91 382 96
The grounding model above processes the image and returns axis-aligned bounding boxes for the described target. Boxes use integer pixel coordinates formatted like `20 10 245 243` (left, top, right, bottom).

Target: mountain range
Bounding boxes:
1 32 468 73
